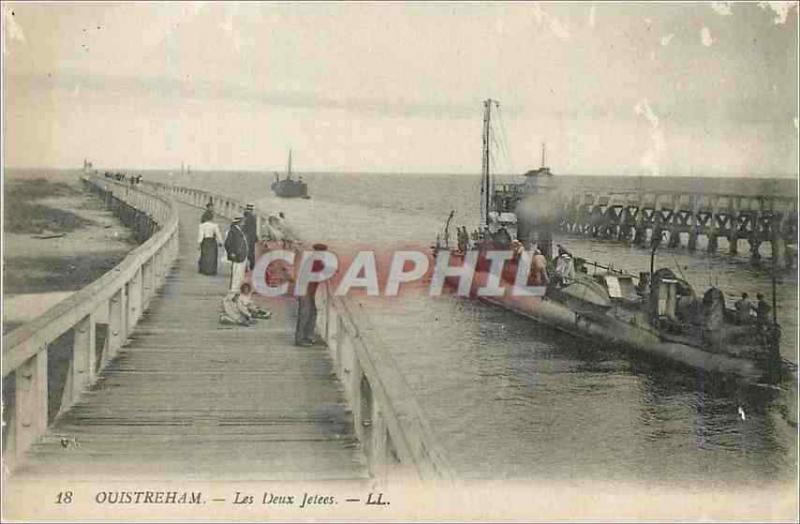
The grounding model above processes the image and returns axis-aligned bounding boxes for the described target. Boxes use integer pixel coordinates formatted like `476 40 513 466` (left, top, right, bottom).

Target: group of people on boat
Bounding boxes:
451 220 583 290
734 292 771 326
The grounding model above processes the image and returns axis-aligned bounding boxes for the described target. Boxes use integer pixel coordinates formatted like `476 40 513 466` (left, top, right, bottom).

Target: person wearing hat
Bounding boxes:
295 243 328 347
224 216 249 292
243 203 259 270
554 244 575 287
755 293 771 326
529 246 550 287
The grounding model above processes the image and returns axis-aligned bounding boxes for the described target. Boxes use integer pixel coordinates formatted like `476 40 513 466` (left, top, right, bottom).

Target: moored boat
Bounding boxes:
434 99 789 383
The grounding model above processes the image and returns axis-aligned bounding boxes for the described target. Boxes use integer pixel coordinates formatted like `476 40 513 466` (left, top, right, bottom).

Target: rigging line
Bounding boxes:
490 122 511 176
494 108 510 160
489 133 506 174
496 105 515 175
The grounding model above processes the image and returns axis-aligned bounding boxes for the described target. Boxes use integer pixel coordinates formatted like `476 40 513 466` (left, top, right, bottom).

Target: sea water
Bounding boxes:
40 168 800 481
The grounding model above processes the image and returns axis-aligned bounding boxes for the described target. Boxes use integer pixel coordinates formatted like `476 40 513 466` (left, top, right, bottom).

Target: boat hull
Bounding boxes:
446 257 766 380
480 292 761 380
271 180 310 199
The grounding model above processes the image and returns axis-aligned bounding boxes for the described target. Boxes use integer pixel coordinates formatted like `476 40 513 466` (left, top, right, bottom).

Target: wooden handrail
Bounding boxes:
323 286 454 479
2 176 179 473
148 180 453 480
3 178 178 374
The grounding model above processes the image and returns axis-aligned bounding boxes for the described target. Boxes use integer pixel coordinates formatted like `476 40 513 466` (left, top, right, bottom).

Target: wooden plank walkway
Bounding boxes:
12 201 368 481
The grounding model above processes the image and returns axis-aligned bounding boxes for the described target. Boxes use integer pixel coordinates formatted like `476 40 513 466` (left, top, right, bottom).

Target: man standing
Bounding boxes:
734 292 754 324
530 247 550 287
243 203 259 270
756 293 771 325
224 216 249 293
554 245 575 287
295 243 328 347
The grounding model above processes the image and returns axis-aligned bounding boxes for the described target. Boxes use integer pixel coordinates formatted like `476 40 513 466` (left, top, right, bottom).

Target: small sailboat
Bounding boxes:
271 149 310 199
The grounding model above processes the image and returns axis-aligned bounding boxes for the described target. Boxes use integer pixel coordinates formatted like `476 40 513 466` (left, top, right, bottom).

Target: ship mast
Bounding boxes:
541 142 546 168
481 99 498 227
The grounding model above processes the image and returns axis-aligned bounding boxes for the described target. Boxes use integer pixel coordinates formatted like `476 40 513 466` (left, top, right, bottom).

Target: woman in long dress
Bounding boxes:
198 210 224 275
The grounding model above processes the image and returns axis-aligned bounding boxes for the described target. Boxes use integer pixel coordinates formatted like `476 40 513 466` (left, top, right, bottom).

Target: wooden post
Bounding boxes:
776 237 789 269
121 283 130 343
142 260 153 310
15 350 48 464
371 407 387 474
707 201 719 254
94 300 111 371
153 250 162 285
131 268 143 326
76 315 96 385
59 315 96 417
108 290 122 360
729 199 739 255
108 289 124 361
688 196 699 251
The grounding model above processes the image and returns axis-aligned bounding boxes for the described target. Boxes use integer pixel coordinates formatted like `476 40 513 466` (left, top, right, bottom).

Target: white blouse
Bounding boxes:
198 221 223 244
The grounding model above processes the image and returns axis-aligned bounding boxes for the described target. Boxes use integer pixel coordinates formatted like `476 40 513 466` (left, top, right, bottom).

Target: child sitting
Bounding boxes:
219 291 254 326
238 283 272 319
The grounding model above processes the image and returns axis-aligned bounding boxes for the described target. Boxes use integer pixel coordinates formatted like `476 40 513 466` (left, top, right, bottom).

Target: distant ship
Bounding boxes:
271 150 310 199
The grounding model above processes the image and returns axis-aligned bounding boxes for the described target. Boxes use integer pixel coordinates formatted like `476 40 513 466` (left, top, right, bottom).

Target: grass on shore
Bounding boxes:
3 178 94 234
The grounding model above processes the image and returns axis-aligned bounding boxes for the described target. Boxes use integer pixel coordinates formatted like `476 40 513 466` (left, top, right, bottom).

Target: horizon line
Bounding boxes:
3 165 800 181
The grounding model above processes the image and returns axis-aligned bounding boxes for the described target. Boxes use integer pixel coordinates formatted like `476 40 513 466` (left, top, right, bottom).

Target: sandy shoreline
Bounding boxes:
3 175 137 332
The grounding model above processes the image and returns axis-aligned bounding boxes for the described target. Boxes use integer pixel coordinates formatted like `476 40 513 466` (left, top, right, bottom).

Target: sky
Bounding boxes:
2 1 798 176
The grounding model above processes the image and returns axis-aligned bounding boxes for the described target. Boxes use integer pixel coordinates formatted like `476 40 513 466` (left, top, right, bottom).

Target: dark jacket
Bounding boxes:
242 214 258 247
225 224 248 263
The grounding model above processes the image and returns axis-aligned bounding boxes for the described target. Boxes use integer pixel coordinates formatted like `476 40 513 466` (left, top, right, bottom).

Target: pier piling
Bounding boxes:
547 188 796 268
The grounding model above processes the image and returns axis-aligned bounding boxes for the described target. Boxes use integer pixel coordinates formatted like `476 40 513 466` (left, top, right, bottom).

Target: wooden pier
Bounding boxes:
558 190 797 264
3 177 451 483
536 189 796 266
5 187 367 481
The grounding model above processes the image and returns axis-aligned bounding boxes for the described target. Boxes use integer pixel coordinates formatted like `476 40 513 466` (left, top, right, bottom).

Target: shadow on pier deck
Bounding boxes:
10 201 368 481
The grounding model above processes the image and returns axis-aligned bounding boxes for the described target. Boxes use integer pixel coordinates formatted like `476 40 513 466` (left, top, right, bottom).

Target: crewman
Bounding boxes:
554 245 575 287
494 226 512 247
457 226 469 253
734 292 754 325
530 247 550 287
756 293 771 325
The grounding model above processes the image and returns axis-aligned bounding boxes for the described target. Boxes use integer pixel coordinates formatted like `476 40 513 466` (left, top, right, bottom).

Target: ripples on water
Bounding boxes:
143 169 797 481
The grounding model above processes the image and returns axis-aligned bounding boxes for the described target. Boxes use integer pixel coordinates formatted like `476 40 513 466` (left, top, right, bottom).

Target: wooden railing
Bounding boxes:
2 177 179 473
316 285 453 479
144 181 453 480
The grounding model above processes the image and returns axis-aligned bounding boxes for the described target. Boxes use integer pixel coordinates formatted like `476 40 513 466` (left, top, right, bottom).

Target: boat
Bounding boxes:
433 99 789 383
271 149 310 199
